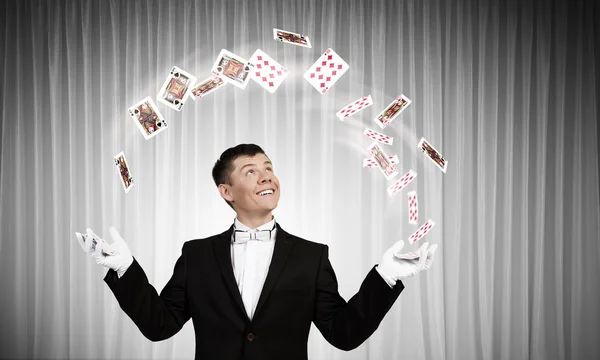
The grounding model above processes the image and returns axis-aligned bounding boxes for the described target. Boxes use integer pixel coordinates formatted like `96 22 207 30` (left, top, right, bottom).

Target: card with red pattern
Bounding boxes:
336 95 373 120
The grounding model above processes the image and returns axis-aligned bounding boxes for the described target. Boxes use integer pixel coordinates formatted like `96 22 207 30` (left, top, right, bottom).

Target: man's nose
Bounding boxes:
259 172 272 183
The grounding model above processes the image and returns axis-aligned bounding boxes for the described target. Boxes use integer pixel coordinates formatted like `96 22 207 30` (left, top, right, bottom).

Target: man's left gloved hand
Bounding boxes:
377 240 438 283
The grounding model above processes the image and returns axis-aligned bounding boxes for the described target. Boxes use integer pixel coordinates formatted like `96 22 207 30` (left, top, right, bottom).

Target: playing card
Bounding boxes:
363 154 399 168
373 94 411 129
394 251 420 260
273 28 311 48
303 48 349 94
408 219 435 244
418 137 448 173
387 170 417 196
367 142 399 180
363 128 393 145
157 66 197 111
190 73 225 99
336 95 373 120
248 49 288 93
114 151 133 193
80 233 116 255
128 97 168 140
212 49 253 89
408 191 418 224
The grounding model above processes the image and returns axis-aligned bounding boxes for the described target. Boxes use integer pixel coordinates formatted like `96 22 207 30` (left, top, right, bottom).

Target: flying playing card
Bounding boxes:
418 137 448 173
367 142 399 180
212 49 253 89
248 49 288 93
408 219 435 244
387 170 417 196
363 128 393 145
157 66 197 111
303 48 349 94
114 151 133 193
374 94 411 129
408 191 418 224
190 73 225 99
363 154 399 168
273 28 311 48
128 97 168 140
336 95 373 120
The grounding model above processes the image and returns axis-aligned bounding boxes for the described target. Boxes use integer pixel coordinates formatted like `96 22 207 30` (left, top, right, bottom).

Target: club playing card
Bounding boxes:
363 154 399 168
373 94 411 129
80 233 116 255
303 48 349 95
408 191 418 224
212 49 253 89
248 49 288 93
394 251 420 260
114 151 133 193
157 66 197 111
387 170 417 196
128 97 168 140
273 28 311 48
418 137 448 173
336 95 373 120
190 73 225 99
363 128 394 145
367 142 399 180
408 219 435 244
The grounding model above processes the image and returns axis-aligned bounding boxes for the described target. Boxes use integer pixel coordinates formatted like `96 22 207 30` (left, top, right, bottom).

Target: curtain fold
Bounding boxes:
1 0 598 359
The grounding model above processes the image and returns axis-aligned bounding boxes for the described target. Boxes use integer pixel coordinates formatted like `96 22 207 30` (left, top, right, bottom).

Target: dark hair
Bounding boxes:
212 144 268 209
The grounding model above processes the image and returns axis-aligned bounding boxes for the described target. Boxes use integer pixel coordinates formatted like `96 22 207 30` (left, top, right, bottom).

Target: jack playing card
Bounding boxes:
212 49 253 89
114 151 133 193
128 97 168 140
387 170 417 196
418 137 448 173
363 154 399 168
336 95 373 120
408 191 418 224
374 94 411 129
248 49 288 93
304 48 349 94
157 66 197 111
273 28 311 48
190 73 225 99
363 128 393 145
408 219 435 244
367 142 399 180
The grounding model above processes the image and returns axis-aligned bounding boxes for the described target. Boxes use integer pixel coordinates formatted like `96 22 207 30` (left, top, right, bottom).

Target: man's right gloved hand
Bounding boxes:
75 226 134 278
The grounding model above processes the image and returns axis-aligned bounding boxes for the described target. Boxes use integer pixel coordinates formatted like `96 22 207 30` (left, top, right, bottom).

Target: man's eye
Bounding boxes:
246 170 255 175
266 168 272 172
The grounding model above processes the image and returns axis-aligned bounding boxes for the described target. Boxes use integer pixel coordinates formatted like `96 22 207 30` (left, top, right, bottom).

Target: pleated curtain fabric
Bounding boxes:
1 0 599 359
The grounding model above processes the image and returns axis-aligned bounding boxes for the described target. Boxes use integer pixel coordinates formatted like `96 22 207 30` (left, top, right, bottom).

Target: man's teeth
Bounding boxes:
258 190 274 196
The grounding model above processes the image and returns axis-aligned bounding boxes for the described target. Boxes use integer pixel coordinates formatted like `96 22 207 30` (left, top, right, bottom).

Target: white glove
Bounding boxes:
377 240 438 281
75 226 134 278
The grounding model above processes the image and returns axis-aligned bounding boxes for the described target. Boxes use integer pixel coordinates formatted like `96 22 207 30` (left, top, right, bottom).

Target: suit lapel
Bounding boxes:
213 223 295 322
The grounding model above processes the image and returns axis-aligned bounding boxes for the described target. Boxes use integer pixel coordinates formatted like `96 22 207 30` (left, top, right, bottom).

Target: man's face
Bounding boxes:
219 153 281 217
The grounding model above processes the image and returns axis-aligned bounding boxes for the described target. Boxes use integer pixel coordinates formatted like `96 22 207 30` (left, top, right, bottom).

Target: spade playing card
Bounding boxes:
212 49 253 89
273 28 311 48
303 48 349 95
157 66 197 111
114 151 133 193
128 97 168 140
248 49 288 93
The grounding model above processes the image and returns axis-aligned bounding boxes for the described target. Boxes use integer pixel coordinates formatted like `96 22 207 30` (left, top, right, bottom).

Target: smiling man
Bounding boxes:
76 143 438 360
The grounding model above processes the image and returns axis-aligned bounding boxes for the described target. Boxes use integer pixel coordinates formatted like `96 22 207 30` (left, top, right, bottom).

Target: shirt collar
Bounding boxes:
233 216 276 232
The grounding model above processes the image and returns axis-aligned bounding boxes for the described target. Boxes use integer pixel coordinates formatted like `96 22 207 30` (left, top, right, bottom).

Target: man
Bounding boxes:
76 143 438 359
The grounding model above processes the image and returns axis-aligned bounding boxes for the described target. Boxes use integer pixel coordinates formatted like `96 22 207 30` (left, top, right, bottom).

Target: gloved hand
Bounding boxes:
377 240 438 282
75 226 134 278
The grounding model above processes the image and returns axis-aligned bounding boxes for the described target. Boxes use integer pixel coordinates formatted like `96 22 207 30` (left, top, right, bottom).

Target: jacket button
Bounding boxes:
247 333 255 341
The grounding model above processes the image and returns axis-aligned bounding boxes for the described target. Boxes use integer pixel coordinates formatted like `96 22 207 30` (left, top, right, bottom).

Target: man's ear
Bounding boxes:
218 184 234 202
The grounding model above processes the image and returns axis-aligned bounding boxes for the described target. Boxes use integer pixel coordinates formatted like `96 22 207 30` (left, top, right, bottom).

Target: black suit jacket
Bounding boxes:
104 223 404 359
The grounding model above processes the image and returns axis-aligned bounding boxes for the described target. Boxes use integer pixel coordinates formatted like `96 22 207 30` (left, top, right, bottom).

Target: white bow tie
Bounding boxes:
232 224 276 244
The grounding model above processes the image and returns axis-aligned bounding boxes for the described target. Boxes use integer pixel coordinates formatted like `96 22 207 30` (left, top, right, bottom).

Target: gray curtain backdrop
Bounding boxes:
1 0 599 359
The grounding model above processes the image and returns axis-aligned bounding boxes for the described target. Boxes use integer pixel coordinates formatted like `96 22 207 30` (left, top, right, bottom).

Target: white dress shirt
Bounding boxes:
230 217 277 320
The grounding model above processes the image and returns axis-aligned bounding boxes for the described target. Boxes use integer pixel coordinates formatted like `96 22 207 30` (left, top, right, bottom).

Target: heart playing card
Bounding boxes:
303 48 349 94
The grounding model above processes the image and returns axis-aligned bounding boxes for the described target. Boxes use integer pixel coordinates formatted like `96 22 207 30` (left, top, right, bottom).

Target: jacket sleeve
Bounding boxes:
103 242 191 342
312 245 404 351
